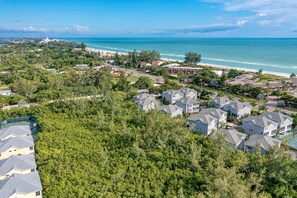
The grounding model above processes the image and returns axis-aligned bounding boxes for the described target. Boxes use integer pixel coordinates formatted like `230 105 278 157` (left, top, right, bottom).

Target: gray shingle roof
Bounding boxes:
215 129 245 145
0 172 42 197
0 136 34 153
160 105 182 114
261 112 293 123
187 113 217 124
224 101 251 111
133 93 155 102
179 88 197 95
0 125 31 140
177 97 198 105
0 154 36 176
245 134 281 151
243 115 278 128
200 108 226 118
213 96 230 106
138 97 159 107
163 89 183 97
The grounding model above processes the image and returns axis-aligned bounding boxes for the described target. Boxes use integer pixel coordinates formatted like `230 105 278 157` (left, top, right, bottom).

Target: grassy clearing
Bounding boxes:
189 84 263 104
127 76 139 82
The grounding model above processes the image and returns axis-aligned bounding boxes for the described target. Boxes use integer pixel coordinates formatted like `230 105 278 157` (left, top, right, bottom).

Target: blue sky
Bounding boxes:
0 0 297 37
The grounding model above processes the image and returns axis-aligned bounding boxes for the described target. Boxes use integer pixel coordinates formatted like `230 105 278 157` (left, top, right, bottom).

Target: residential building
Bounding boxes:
186 108 227 135
136 97 160 112
242 115 278 137
136 89 150 94
226 73 257 85
187 113 218 135
133 93 155 103
0 125 31 141
179 88 198 100
167 66 202 74
0 136 35 160
0 90 13 96
223 101 251 119
252 81 283 90
0 154 36 180
261 112 293 135
244 134 281 154
162 90 183 104
200 108 227 127
0 172 42 197
74 64 89 68
211 96 230 109
213 129 245 150
176 98 200 113
160 105 183 118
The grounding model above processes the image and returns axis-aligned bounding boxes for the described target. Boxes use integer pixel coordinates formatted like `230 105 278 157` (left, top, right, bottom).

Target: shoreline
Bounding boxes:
86 47 291 78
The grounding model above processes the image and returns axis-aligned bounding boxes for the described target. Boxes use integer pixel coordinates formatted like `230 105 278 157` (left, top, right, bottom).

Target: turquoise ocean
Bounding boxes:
62 38 297 76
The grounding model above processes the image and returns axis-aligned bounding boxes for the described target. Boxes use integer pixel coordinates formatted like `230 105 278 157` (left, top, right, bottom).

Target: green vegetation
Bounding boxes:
184 52 201 64
1 92 297 197
114 50 160 68
258 74 287 82
191 67 264 100
134 76 153 89
280 94 297 108
227 69 244 78
1 40 297 197
0 40 107 106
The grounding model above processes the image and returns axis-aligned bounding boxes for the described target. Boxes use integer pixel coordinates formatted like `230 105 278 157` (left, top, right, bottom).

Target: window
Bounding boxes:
31 168 35 172
30 147 34 150
36 191 41 196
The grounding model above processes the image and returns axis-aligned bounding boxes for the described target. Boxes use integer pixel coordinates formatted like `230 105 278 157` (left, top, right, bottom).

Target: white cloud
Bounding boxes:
256 13 267 17
258 20 271 26
23 26 37 32
167 20 247 34
237 20 248 26
0 26 47 34
202 0 297 31
71 25 90 33
0 24 91 35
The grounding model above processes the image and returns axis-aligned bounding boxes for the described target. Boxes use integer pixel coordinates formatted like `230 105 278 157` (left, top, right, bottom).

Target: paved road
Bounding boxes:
266 96 296 115
1 95 103 111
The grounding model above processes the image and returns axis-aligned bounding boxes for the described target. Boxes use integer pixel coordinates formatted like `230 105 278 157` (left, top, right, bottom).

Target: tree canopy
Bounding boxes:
184 52 201 64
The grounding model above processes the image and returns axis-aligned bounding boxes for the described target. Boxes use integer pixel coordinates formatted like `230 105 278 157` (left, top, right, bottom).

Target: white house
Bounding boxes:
179 88 197 100
0 136 35 160
213 129 246 150
186 108 227 135
0 172 42 197
261 112 293 135
244 134 282 154
162 90 183 104
242 115 278 137
187 113 218 135
0 154 36 180
199 108 227 128
223 101 251 119
136 97 160 112
160 105 183 118
211 96 230 109
133 93 155 103
176 98 199 114
0 125 31 141
0 90 13 96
